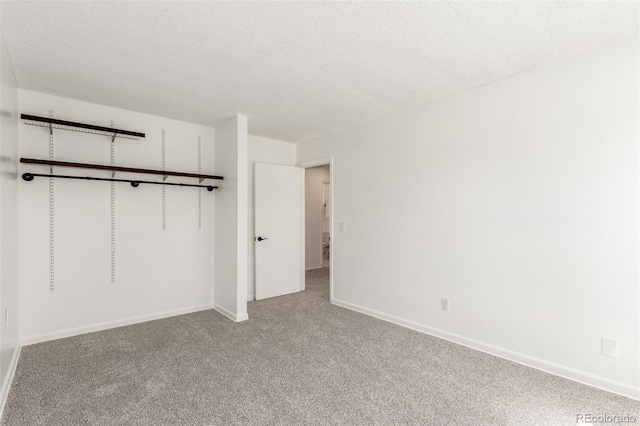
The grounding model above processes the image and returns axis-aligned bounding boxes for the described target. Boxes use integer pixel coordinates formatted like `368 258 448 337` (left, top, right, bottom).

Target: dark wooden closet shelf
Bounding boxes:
21 114 146 140
20 158 224 181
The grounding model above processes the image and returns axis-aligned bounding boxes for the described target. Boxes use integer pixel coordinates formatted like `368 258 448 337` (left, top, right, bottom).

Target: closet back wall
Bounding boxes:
19 90 215 344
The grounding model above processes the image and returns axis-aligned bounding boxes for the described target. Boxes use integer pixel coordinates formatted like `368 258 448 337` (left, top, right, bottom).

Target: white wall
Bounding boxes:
214 115 248 320
247 135 296 300
298 38 640 399
305 165 329 270
0 35 20 411
19 90 216 343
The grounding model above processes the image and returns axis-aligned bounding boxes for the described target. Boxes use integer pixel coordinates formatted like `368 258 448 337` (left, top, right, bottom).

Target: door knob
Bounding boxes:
257 236 268 241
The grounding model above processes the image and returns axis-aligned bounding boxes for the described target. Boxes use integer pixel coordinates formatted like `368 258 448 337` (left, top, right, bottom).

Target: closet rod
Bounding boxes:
22 173 217 191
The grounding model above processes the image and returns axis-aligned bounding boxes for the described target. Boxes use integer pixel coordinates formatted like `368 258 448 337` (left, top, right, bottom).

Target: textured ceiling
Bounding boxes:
1 1 637 142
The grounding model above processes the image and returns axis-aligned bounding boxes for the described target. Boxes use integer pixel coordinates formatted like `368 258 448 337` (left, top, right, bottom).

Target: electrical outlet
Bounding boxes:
441 298 449 311
339 222 345 232
601 337 618 358
4 309 8 327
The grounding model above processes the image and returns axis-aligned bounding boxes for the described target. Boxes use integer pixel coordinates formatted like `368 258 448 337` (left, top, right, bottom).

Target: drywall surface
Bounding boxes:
305 165 329 270
215 115 248 320
247 135 296 300
0 35 20 409
19 90 215 342
298 38 640 398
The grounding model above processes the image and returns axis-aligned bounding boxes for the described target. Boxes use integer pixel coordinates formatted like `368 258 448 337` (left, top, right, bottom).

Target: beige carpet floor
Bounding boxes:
2 268 638 425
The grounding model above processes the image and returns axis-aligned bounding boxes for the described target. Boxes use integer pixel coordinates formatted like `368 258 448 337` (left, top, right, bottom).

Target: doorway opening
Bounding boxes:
299 158 333 301
322 181 331 268
304 164 330 271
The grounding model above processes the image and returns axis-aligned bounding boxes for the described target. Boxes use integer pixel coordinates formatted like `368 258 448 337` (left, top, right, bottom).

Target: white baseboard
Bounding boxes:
0 344 21 421
305 266 322 271
213 304 249 322
331 298 639 401
21 304 215 346
247 295 255 302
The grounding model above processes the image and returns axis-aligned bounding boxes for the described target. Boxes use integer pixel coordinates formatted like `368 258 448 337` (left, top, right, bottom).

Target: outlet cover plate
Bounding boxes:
601 337 618 358
441 298 449 311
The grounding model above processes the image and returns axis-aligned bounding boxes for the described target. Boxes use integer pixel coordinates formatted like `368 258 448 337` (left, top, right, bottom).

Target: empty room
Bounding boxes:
0 1 638 425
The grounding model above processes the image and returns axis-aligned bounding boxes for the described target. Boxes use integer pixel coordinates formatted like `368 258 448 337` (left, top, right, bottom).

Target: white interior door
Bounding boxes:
255 162 304 300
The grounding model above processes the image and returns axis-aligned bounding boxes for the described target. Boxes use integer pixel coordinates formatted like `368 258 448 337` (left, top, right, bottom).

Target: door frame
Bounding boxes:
298 157 334 302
